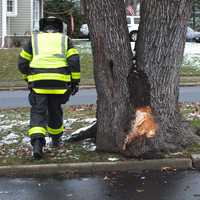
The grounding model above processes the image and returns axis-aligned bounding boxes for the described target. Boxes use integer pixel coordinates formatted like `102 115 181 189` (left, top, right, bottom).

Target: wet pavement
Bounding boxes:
0 86 200 108
0 170 200 200
179 86 200 103
0 88 97 108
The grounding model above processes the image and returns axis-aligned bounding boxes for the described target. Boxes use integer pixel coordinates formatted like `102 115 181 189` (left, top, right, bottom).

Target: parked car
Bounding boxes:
126 15 140 42
79 16 140 41
80 24 89 38
186 27 200 42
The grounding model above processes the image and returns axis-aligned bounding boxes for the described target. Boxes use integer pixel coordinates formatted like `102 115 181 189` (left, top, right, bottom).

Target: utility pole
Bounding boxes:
1 0 7 47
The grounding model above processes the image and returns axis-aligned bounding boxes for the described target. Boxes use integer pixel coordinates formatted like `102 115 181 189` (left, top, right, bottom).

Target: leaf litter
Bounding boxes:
0 105 123 165
0 103 200 165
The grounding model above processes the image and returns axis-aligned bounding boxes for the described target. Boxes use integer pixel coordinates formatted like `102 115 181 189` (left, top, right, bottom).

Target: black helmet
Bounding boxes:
39 17 63 33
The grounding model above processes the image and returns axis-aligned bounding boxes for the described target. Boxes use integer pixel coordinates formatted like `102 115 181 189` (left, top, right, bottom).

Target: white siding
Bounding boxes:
0 0 2 37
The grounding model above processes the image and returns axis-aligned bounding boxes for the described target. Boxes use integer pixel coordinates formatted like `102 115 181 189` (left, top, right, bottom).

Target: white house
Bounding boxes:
0 0 43 47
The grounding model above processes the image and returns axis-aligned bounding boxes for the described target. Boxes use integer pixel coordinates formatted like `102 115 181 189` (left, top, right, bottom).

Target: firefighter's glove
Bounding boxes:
71 83 79 95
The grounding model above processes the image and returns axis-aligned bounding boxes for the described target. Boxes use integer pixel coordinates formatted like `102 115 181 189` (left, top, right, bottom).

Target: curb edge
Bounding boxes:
0 158 192 177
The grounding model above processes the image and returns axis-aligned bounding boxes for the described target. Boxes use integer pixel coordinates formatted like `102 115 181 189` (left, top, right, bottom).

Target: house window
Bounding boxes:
7 0 17 16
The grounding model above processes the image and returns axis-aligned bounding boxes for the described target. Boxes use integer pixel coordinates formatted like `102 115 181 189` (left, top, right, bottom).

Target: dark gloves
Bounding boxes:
71 83 79 95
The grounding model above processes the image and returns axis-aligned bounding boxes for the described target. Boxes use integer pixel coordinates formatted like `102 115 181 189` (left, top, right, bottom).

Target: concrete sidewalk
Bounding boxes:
0 157 197 177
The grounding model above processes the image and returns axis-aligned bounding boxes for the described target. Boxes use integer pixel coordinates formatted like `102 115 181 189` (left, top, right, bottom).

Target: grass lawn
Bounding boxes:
0 103 200 165
0 48 200 88
0 105 125 165
181 66 200 76
0 48 94 88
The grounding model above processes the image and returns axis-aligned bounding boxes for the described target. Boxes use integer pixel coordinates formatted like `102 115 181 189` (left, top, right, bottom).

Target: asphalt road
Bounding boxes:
0 86 200 108
0 170 200 200
0 88 97 108
179 86 200 102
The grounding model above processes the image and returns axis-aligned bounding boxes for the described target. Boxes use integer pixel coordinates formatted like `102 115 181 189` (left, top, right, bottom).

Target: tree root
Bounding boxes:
66 123 97 142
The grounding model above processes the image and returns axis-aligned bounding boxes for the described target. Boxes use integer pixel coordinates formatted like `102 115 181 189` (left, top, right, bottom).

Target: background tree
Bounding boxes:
82 0 200 157
44 0 83 37
191 0 200 30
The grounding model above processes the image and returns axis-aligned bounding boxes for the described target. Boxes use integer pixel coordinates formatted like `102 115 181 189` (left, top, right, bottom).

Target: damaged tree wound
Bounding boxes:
123 106 158 151
123 51 156 150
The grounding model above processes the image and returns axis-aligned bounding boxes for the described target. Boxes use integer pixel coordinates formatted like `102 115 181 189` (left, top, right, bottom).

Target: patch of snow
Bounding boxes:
0 124 13 131
64 118 78 127
182 42 200 70
0 120 29 131
8 149 16 156
71 123 96 136
2 139 18 145
0 119 10 125
183 55 200 69
3 133 19 140
65 150 72 153
79 118 96 124
17 121 29 126
184 42 200 56
69 155 80 160
108 157 119 161
82 139 96 151
1 133 19 145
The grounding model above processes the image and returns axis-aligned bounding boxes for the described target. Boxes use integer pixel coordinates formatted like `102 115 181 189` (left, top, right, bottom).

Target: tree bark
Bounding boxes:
83 0 200 157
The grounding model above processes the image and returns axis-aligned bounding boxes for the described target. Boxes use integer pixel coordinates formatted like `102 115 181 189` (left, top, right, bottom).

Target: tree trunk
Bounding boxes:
83 0 133 152
131 0 200 157
83 0 200 157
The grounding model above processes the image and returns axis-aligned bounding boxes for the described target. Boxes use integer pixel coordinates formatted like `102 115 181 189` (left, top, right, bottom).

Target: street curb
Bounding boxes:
0 85 96 91
0 158 192 177
0 83 200 91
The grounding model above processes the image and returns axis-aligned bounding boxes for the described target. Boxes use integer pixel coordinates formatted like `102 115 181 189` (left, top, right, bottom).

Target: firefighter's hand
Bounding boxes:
71 83 79 95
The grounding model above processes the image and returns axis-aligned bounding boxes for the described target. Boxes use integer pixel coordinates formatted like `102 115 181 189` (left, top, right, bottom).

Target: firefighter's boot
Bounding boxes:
32 139 44 160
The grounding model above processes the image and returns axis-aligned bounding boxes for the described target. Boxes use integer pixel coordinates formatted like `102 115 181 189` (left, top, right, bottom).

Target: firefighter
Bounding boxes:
18 17 80 160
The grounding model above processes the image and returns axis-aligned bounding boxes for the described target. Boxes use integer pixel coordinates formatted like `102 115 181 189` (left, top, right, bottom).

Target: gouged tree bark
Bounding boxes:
83 0 200 157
